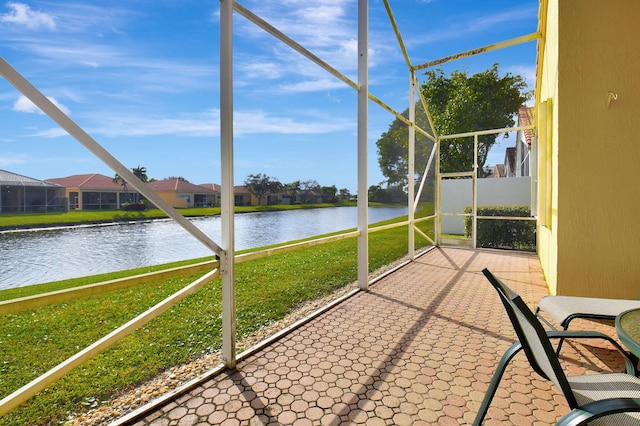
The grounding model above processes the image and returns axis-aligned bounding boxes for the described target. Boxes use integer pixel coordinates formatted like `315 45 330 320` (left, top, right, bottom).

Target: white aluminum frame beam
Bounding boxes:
0 57 222 256
414 33 539 70
220 0 236 369
0 268 219 415
407 72 416 259
233 2 359 92
357 0 369 290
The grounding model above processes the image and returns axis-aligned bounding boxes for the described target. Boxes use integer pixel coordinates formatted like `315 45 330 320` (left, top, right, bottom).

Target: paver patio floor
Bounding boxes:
125 247 628 425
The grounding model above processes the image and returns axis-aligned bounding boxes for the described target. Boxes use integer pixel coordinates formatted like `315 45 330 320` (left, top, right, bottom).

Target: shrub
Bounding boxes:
464 205 535 251
121 201 147 211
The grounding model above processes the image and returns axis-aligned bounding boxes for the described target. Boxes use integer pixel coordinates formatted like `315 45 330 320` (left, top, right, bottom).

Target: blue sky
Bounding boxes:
1 0 538 193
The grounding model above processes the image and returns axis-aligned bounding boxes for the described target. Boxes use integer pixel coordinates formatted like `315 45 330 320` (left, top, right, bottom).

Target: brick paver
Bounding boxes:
125 247 628 425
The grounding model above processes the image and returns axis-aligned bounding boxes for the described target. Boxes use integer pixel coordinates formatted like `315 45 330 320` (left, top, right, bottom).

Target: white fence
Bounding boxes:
441 176 532 235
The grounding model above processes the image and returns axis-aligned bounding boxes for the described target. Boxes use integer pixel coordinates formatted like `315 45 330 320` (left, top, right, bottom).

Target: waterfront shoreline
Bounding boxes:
0 202 372 232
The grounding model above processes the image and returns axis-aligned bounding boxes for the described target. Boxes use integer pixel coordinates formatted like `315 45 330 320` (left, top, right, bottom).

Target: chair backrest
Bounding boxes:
481 268 579 408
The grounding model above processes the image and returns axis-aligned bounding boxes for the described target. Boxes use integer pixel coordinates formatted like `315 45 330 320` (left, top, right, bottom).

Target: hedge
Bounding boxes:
464 205 535 251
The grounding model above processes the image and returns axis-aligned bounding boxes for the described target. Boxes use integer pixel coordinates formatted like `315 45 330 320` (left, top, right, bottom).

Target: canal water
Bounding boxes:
0 206 407 289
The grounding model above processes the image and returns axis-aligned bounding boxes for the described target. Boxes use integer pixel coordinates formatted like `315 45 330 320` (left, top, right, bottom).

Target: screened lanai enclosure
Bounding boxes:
0 170 66 213
0 0 540 421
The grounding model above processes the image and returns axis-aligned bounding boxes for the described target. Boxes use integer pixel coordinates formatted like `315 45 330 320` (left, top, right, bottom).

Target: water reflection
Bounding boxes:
0 207 406 289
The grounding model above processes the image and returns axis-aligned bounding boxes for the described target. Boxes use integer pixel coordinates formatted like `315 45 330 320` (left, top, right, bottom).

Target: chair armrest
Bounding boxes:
556 398 640 426
547 330 638 375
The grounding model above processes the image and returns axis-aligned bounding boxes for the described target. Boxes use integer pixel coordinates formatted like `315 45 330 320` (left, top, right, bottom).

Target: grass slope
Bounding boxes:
0 208 433 425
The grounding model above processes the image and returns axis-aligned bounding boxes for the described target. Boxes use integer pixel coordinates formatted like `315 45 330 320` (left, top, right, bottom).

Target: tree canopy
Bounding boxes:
131 165 148 183
113 165 149 203
376 102 435 188
376 64 530 184
423 64 529 176
244 173 281 205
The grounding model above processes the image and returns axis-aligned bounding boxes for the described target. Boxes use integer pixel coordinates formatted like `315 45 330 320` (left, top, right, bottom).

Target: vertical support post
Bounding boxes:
357 0 368 291
407 72 416 259
220 0 236 369
435 140 441 246
472 134 478 249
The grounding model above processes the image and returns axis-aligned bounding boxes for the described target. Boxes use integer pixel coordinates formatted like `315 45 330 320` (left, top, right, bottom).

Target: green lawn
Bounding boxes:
0 211 434 425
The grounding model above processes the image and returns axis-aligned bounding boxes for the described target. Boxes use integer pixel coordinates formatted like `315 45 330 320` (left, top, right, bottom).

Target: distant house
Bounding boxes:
493 107 535 179
233 185 257 206
200 184 283 206
516 106 535 177
0 170 66 213
504 147 517 177
198 183 222 206
47 173 136 210
148 179 216 208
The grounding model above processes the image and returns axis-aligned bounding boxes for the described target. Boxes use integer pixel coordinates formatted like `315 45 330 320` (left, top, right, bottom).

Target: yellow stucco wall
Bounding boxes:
538 0 640 299
156 191 188 209
536 0 559 295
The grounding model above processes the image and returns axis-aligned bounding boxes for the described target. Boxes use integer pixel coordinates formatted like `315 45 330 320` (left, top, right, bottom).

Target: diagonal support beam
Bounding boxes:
0 57 222 255
0 268 219 416
233 2 359 91
414 33 540 70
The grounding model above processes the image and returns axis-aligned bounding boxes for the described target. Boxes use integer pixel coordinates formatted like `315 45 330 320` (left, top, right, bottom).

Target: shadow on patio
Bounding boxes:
122 247 628 425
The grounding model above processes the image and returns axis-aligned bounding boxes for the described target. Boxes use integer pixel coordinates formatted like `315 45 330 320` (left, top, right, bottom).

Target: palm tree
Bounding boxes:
132 166 148 183
112 173 131 202
131 166 148 202
113 166 149 203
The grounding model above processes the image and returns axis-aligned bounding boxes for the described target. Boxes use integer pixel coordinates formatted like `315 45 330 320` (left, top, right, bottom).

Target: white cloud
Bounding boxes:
403 5 538 49
235 1 358 75
28 107 355 139
0 2 56 30
507 64 536 90
277 77 350 93
0 153 28 166
238 59 285 80
19 40 122 68
42 3 129 34
31 127 69 138
13 95 71 115
234 109 353 135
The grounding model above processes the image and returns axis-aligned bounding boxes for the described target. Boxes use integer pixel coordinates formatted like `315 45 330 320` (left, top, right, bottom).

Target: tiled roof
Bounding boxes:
148 179 215 193
47 173 123 190
518 106 535 146
0 169 63 187
199 183 221 193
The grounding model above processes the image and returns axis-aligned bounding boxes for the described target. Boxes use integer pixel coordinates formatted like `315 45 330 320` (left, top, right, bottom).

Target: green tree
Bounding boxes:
299 180 320 204
376 64 529 183
244 173 281 205
132 165 148 183
320 185 337 203
369 184 407 204
376 102 435 188
422 64 529 177
113 165 149 203
131 165 148 202
165 176 188 182
338 188 352 201
282 181 301 204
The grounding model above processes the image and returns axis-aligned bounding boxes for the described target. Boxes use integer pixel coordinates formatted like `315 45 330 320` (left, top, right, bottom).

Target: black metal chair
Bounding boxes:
535 295 640 355
474 268 640 426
